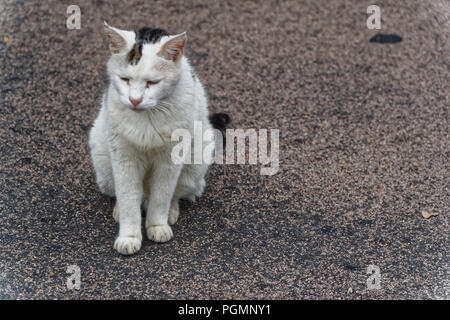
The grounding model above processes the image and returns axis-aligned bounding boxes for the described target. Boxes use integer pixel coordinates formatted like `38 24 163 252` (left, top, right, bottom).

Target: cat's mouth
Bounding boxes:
130 106 145 113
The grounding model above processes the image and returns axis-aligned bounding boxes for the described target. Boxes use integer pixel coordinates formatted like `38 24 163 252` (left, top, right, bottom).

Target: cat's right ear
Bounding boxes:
103 21 134 54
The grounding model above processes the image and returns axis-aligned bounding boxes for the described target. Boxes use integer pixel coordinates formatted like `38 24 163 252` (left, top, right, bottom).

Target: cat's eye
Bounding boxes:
146 80 159 88
120 77 130 85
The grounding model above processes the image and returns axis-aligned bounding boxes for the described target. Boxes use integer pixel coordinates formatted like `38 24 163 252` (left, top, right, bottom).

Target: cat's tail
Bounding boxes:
209 113 231 142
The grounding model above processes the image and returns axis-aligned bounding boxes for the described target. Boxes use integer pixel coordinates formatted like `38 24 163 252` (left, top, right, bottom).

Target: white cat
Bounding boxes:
89 23 223 255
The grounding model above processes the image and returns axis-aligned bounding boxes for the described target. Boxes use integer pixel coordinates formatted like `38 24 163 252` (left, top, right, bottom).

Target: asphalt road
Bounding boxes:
0 0 448 299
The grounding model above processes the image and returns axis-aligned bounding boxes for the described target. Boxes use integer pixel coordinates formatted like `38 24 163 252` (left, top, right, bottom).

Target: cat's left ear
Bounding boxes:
103 21 134 54
158 32 187 62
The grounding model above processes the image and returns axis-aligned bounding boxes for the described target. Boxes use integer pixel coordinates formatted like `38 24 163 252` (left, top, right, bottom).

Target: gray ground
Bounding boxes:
0 0 448 299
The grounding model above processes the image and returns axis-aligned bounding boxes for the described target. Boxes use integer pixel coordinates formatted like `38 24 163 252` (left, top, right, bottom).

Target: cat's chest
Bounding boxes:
116 115 170 149
109 108 188 152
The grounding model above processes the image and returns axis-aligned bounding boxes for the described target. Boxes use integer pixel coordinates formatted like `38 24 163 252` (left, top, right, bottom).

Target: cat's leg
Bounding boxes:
141 171 178 225
89 122 115 197
145 152 182 243
112 201 144 223
141 169 151 212
110 145 145 255
168 197 180 225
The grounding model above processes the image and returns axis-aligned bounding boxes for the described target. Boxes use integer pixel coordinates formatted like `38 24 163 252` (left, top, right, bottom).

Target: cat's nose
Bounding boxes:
129 97 142 107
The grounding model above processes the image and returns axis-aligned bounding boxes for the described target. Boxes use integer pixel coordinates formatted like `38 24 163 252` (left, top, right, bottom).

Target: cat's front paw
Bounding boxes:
146 225 173 243
114 236 142 255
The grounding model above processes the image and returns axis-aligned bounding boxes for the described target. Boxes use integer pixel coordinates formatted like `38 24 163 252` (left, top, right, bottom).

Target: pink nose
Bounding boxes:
129 98 142 107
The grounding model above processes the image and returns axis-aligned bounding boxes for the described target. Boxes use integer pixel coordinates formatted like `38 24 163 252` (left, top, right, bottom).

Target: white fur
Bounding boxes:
89 25 212 255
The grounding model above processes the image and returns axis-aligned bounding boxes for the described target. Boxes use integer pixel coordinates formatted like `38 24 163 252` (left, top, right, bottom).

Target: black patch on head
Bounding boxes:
127 43 142 65
127 27 169 65
137 27 169 44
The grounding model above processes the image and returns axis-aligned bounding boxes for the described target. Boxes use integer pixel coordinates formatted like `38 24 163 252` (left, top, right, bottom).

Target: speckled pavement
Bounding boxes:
0 0 448 299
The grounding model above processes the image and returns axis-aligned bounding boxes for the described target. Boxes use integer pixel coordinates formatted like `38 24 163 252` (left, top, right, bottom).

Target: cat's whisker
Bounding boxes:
158 102 173 109
154 104 171 116
155 102 175 117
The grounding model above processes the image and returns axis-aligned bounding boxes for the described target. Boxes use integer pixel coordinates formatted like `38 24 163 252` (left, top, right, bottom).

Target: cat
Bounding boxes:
89 22 228 255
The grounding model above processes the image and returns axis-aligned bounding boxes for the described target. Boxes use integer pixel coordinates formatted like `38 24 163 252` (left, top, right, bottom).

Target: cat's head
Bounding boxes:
103 22 187 112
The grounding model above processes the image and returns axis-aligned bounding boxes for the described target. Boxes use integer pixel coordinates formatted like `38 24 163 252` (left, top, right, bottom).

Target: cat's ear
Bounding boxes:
103 21 134 54
158 32 187 62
